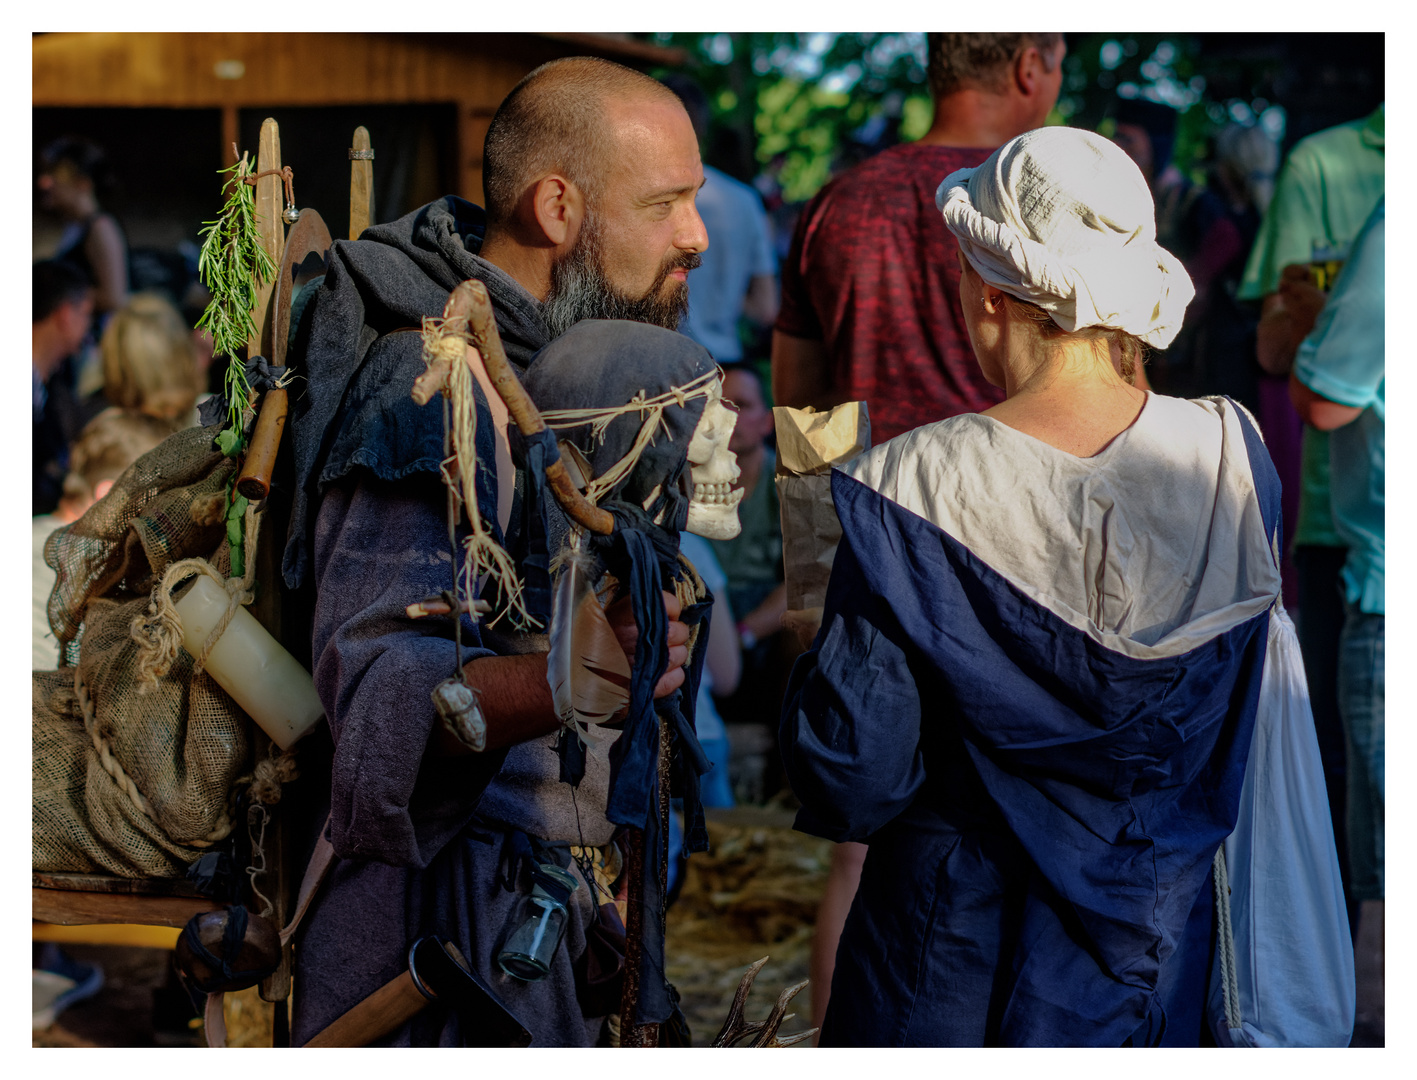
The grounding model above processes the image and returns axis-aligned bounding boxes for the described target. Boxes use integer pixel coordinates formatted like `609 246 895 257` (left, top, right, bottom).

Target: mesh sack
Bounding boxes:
34 424 255 877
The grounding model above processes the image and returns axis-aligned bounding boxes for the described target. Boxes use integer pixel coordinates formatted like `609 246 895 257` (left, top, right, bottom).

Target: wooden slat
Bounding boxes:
33 922 181 949
33 871 206 897
535 32 687 66
349 125 374 240
458 106 491 209
221 105 239 167
33 888 219 928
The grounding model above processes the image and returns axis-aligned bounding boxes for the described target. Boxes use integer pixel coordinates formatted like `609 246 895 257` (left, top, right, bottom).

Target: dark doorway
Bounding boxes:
34 103 459 296
33 107 224 255
237 104 458 244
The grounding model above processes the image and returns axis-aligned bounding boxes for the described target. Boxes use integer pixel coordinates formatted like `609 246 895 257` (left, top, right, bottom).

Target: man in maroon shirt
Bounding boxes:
773 33 1066 1039
773 33 1067 445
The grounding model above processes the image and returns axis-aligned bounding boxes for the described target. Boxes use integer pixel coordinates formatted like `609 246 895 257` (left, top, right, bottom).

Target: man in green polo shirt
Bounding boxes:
1291 198 1384 1045
1236 104 1383 921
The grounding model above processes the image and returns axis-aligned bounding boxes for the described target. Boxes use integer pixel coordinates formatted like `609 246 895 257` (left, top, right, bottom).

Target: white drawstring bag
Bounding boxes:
1209 605 1355 1046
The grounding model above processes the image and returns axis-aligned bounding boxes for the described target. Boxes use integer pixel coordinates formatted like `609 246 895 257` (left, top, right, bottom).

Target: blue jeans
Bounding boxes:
1337 601 1384 900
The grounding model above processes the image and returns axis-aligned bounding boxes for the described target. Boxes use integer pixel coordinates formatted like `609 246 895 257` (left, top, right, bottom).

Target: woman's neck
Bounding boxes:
986 336 1146 458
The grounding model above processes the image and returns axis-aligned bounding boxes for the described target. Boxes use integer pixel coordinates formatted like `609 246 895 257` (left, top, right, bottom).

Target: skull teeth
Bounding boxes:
692 481 738 504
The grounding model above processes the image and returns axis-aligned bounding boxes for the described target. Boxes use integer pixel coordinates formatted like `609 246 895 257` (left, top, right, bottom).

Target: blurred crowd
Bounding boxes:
32 137 218 1036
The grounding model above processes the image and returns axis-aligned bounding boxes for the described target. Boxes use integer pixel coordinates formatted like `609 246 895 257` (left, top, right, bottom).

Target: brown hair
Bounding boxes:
62 408 178 503
482 56 683 225
926 33 1063 100
997 291 1147 386
99 292 201 421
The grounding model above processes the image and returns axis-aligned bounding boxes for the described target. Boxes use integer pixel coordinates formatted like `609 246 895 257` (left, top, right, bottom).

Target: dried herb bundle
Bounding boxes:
194 150 276 577
195 152 276 447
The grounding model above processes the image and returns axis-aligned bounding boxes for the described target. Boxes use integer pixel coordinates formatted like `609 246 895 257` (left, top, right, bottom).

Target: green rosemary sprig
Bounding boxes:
226 487 250 579
195 153 277 443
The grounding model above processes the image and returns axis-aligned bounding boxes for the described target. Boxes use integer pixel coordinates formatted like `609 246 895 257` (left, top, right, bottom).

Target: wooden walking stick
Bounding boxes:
236 208 332 501
230 121 297 1032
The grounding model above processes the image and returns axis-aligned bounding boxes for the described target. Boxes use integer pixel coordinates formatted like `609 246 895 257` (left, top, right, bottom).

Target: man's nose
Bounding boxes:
677 203 709 254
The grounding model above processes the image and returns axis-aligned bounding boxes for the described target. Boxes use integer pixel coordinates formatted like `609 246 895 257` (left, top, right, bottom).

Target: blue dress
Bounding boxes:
781 395 1283 1046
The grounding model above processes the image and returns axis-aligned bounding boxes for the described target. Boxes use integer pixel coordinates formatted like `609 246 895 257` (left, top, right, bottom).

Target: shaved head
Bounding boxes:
482 56 684 224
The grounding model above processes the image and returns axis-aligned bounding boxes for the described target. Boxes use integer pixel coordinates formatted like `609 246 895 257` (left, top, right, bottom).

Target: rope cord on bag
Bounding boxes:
73 669 233 845
131 501 263 688
420 312 533 630
1212 845 1242 1033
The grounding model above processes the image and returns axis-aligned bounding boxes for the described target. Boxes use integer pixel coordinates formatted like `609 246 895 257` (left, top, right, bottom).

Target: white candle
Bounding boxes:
173 574 324 750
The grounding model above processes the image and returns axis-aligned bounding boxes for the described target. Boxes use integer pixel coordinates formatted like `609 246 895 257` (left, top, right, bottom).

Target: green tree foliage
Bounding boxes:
643 32 1293 203
1056 34 1287 185
646 33 930 202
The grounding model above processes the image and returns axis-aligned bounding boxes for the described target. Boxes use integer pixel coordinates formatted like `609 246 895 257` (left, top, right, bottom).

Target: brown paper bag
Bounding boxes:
773 402 870 647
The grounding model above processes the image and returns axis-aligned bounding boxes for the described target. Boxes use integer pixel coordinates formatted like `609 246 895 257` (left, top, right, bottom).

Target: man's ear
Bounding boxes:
530 174 584 247
1013 45 1044 99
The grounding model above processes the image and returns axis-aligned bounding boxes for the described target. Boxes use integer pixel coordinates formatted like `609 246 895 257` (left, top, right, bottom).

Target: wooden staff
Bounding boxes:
349 126 375 240
450 280 614 536
236 209 334 503
235 118 288 503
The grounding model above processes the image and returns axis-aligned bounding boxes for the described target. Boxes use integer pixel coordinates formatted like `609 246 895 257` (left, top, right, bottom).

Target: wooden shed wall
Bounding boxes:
33 32 683 205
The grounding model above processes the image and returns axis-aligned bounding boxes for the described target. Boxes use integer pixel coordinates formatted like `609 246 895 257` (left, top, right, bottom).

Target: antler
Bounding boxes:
711 956 819 1048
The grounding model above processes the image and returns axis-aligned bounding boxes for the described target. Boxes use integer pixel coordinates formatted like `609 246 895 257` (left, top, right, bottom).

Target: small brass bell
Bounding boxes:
282 205 301 224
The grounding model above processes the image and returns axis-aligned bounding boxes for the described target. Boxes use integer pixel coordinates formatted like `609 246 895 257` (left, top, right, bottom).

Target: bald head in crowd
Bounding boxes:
478 57 709 337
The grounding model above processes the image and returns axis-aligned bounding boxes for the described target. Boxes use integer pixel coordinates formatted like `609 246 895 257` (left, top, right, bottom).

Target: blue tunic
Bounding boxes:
781 395 1283 1046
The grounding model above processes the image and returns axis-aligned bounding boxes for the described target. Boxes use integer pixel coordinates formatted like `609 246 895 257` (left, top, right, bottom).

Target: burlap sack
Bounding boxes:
34 425 254 877
32 668 229 877
44 425 236 662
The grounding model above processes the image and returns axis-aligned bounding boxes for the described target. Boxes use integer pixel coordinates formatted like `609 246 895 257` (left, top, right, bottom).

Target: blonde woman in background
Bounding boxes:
98 292 203 426
33 408 178 668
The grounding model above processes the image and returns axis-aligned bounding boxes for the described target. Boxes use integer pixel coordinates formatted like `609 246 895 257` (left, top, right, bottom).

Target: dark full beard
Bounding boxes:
542 215 700 340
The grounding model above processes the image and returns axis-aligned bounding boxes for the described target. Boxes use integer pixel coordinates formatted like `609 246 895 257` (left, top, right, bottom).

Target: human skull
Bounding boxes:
684 381 743 540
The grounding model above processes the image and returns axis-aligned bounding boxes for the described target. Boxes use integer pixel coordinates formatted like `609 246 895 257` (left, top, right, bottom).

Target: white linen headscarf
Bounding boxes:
937 126 1194 348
